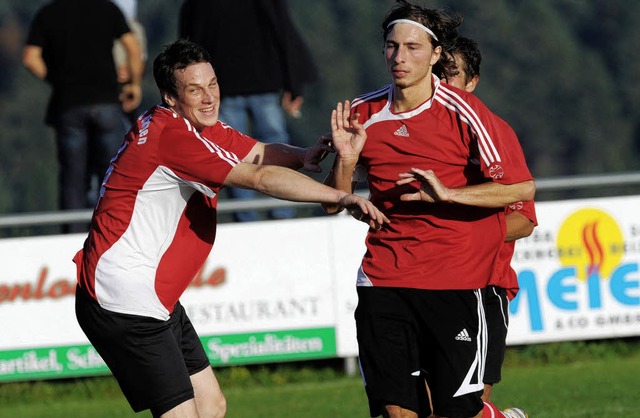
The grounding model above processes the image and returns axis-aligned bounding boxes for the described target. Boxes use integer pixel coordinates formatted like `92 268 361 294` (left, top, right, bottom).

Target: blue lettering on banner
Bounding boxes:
511 270 542 331
510 262 640 331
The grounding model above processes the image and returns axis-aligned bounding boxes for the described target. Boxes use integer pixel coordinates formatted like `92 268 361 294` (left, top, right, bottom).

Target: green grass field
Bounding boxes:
1 340 639 417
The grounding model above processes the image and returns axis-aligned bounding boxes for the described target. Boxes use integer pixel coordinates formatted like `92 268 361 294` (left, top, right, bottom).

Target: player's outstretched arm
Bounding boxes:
225 162 389 229
396 167 535 208
243 139 333 173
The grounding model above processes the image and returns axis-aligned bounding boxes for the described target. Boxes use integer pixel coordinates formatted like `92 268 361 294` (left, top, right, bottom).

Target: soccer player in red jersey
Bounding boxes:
323 1 535 417
438 35 536 418
73 39 389 418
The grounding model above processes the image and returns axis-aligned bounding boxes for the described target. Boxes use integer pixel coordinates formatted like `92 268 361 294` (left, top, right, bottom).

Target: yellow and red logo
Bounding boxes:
556 208 624 280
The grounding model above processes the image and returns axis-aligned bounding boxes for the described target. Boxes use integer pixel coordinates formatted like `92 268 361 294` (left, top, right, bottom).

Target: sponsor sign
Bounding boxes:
508 196 640 344
0 218 346 382
1 196 640 382
0 344 109 382
0 327 336 382
203 327 337 366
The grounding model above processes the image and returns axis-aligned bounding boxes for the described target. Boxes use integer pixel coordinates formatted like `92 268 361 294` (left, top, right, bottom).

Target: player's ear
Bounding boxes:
163 91 176 107
466 75 479 93
430 45 442 66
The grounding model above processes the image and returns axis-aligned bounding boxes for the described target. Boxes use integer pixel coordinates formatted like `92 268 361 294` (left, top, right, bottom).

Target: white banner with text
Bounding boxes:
1 195 639 381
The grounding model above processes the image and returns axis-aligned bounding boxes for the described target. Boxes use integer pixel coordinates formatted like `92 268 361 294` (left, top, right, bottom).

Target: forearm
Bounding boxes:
225 162 389 229
251 165 347 204
26 61 47 80
121 33 144 84
322 156 358 214
22 46 47 80
505 210 535 242
258 143 306 169
448 180 536 208
129 54 144 86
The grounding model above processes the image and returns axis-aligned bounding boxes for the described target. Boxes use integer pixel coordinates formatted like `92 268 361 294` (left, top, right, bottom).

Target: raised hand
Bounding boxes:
330 100 366 160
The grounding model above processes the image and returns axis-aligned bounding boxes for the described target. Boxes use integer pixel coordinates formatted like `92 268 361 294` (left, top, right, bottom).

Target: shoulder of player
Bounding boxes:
141 106 204 144
435 82 487 110
435 83 511 125
351 84 392 110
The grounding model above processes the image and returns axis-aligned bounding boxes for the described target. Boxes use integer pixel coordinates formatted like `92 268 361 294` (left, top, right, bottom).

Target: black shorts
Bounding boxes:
355 287 486 418
483 286 509 385
75 285 211 416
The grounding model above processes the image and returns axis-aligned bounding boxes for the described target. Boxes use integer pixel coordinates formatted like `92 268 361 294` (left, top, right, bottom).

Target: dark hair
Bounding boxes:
381 0 462 50
435 36 482 84
455 36 482 81
153 39 212 101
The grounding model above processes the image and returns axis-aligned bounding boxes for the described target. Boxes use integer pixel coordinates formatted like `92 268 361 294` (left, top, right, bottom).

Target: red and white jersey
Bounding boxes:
492 200 538 300
353 76 534 290
74 105 256 320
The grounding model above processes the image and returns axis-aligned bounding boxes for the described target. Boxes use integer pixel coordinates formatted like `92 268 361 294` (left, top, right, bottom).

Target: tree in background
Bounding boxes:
1 0 639 218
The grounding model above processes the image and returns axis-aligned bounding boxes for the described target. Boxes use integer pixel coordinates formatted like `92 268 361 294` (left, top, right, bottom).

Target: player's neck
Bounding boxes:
392 75 435 113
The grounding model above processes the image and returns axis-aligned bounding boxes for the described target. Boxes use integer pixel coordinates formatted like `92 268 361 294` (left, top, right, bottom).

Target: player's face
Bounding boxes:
385 23 441 90
442 53 477 93
164 62 220 132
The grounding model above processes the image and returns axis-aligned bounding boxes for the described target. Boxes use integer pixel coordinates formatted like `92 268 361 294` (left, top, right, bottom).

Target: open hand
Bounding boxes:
331 100 366 160
396 168 452 203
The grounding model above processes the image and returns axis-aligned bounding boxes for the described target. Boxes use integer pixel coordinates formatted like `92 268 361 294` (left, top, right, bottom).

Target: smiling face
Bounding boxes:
384 22 441 91
163 62 220 132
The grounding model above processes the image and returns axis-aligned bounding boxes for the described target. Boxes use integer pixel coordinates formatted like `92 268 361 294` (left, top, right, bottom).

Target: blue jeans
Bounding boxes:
54 103 127 231
219 92 295 222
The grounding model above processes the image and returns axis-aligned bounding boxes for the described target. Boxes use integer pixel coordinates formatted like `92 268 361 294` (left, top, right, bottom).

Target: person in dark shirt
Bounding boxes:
22 0 143 232
179 0 319 222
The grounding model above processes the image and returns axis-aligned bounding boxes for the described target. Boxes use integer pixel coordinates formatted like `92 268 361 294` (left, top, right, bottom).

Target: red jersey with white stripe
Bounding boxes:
353 76 534 290
73 105 256 320
492 200 538 299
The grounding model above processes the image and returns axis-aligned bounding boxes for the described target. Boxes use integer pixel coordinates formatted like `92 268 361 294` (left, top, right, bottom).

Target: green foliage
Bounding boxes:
1 0 639 215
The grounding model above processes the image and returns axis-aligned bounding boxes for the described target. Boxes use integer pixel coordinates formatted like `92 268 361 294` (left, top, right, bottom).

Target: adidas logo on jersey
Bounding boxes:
455 328 472 342
393 124 409 137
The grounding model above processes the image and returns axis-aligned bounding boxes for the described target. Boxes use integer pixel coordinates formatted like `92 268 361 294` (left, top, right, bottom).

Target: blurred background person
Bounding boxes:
22 0 143 233
179 0 319 222
112 0 148 123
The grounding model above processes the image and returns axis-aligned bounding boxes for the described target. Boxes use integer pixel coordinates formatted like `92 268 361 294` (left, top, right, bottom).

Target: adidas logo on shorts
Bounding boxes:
455 328 472 342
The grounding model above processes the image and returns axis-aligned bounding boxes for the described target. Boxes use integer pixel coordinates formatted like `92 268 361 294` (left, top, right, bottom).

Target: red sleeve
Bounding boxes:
506 199 538 225
158 122 256 190
462 93 533 186
208 122 257 160
481 114 533 185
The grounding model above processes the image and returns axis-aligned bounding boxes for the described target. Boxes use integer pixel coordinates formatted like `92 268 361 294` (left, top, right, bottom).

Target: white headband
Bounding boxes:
386 19 439 42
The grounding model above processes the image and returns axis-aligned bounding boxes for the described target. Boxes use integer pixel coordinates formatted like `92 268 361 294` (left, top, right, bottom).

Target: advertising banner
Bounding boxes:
1 196 639 382
0 217 352 382
507 196 640 344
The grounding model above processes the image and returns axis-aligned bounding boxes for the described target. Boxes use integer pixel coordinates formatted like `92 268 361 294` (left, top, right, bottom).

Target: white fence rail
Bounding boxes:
2 172 640 229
